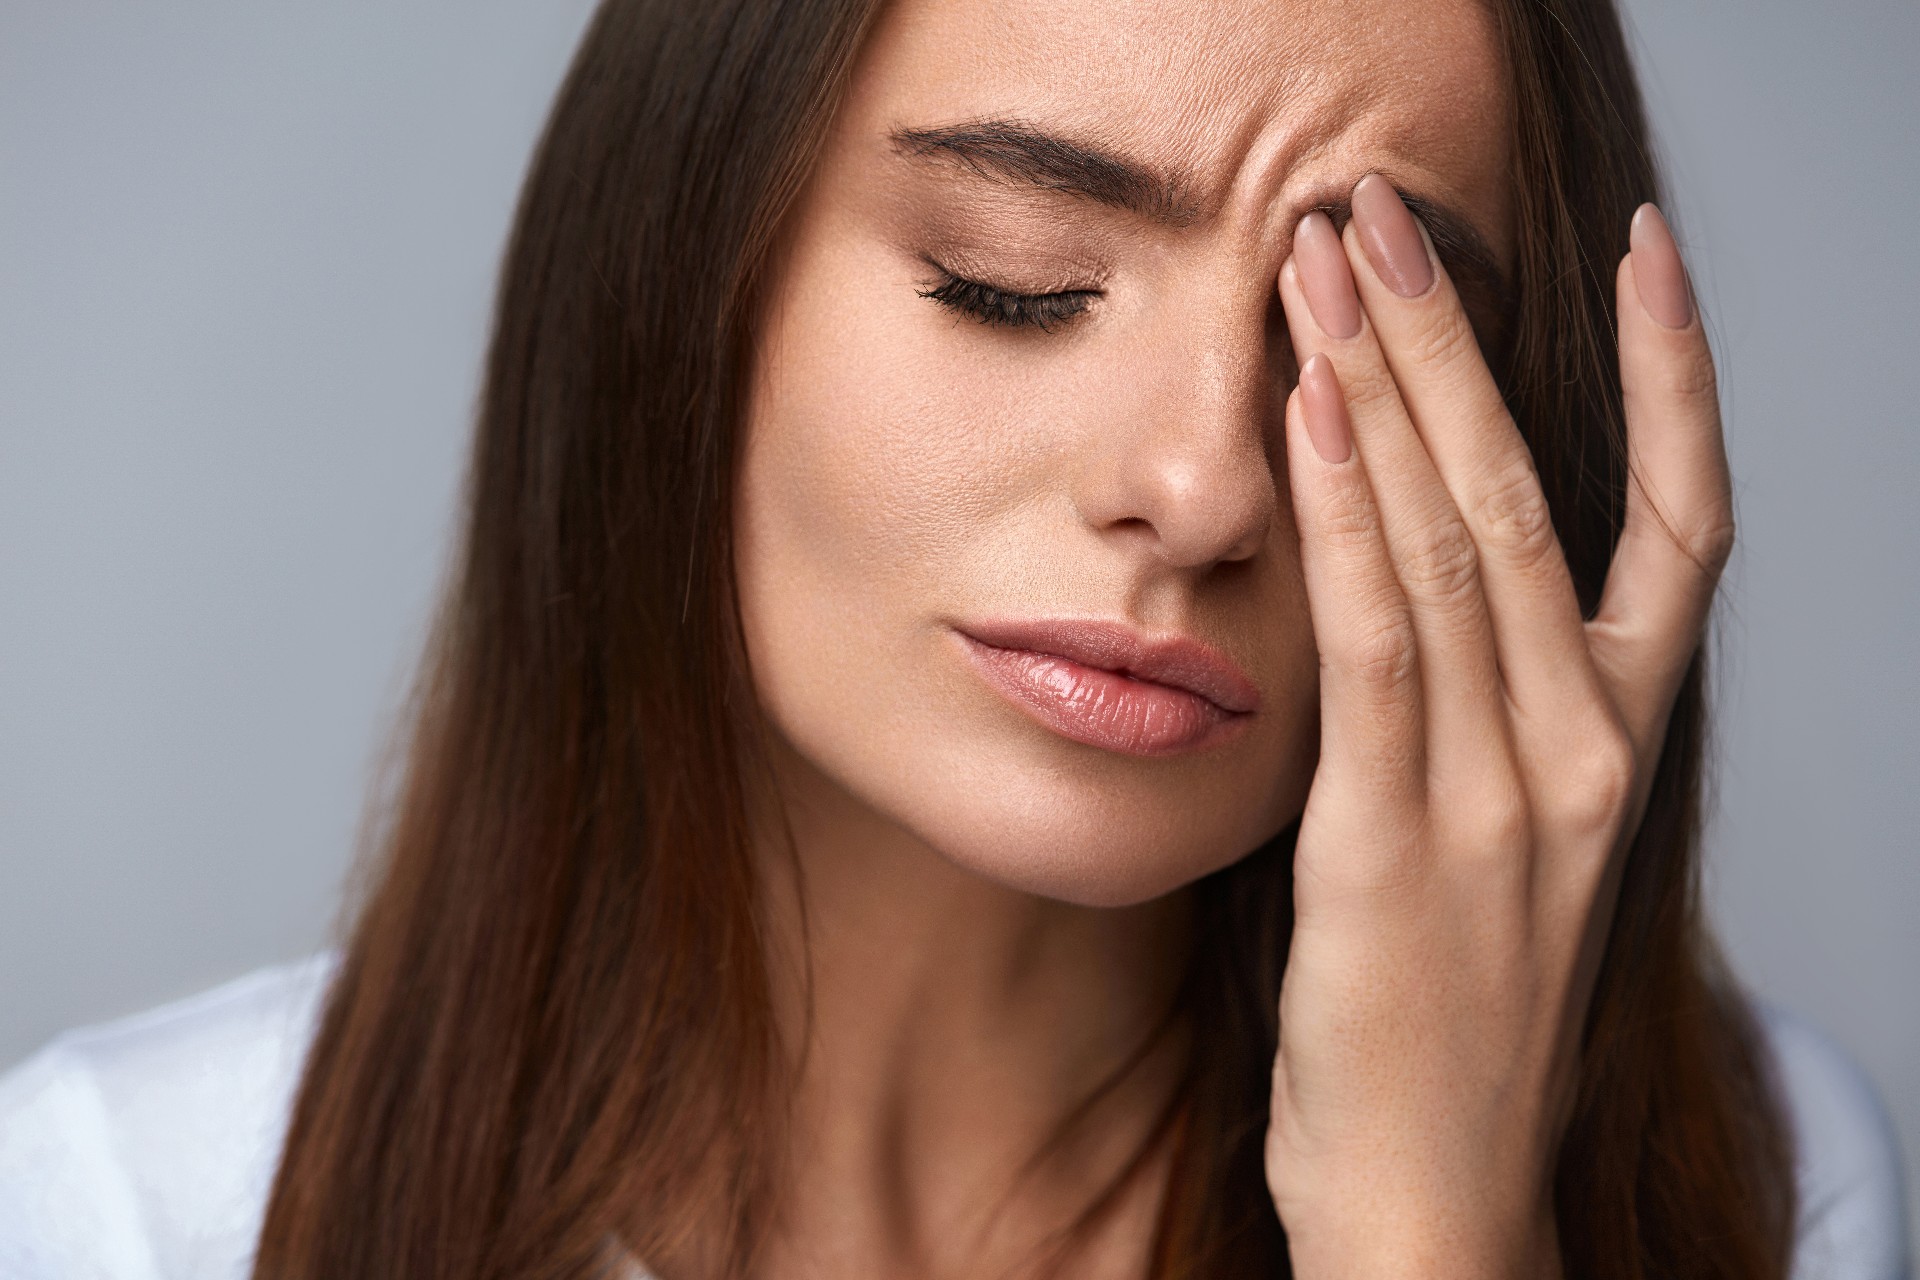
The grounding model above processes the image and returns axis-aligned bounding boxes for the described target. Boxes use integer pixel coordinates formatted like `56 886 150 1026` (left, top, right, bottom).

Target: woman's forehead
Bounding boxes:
841 0 1515 263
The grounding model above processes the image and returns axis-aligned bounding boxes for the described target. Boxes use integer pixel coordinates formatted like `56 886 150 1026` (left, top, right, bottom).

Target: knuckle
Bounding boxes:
1552 721 1637 837
1339 359 1402 420
1342 609 1420 693
1661 342 1721 403
1398 517 1481 605
1473 459 1559 569
1452 783 1533 861
1402 305 1480 372
1677 508 1737 576
1317 477 1382 551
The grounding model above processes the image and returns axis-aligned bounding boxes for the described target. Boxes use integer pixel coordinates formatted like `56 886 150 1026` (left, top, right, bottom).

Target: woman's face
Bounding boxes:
736 0 1513 906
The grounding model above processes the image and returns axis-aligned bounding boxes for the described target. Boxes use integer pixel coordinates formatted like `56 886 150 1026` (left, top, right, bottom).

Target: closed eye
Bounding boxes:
917 265 1100 332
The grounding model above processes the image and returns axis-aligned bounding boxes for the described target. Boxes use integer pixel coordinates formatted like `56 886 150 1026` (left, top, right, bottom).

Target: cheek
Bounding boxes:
739 237 1072 603
734 233 1061 740
734 228 1321 906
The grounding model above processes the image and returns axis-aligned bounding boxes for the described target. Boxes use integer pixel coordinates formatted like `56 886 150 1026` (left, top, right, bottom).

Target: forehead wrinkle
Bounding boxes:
1209 68 1380 234
861 0 1514 262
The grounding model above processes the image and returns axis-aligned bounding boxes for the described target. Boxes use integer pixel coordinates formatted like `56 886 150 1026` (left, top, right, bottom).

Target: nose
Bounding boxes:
1070 291 1282 571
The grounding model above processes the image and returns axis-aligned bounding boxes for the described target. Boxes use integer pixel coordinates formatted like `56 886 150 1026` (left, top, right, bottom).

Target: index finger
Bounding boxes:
1341 175 1599 729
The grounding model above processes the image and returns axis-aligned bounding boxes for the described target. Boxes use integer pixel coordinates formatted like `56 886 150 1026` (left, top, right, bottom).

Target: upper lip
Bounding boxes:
955 618 1261 715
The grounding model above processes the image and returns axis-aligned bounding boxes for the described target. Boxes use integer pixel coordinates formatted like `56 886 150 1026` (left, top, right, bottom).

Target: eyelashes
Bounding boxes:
917 263 1100 332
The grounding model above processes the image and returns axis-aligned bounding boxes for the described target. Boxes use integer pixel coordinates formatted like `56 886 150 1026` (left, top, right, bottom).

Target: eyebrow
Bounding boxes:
889 117 1512 346
890 118 1203 224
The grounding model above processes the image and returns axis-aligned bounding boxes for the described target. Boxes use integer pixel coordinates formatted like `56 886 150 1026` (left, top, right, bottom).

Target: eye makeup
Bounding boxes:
917 262 1102 331
881 176 1118 332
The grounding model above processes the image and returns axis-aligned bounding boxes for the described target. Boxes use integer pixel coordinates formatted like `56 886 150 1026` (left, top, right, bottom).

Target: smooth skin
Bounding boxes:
1271 188 1728 1276
733 0 1729 1276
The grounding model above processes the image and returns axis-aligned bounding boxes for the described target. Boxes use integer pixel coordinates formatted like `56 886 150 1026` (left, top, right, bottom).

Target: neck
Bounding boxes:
748 733 1194 1280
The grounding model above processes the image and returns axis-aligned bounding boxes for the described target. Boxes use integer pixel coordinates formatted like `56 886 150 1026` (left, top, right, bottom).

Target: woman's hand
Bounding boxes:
1263 175 1730 1278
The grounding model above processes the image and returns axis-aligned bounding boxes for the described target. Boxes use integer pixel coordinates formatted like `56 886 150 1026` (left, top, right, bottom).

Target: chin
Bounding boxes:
930 813 1285 909
806 708 1309 908
939 771 1300 908
746 625 1314 910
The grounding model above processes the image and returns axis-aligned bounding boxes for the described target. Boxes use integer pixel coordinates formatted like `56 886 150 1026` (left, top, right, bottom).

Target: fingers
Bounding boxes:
1282 209 1509 787
1339 176 1602 736
1589 205 1733 752
1284 357 1424 806
1278 187 1722 867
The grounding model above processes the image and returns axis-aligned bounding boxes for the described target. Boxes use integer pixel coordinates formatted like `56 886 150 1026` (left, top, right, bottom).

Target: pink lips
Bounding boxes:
954 619 1259 757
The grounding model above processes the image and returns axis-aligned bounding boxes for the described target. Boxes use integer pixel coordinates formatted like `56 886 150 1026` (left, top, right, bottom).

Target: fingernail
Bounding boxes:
1292 211 1361 339
1351 174 1434 299
1298 353 1352 464
1629 203 1693 329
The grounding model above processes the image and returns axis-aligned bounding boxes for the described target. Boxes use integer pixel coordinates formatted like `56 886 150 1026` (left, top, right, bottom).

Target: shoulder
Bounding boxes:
0 965 1903 1279
0 953 338 1280
1757 1002 1913 1280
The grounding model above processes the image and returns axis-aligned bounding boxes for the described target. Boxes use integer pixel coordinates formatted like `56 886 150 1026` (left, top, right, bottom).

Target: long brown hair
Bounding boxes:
252 1 1795 1276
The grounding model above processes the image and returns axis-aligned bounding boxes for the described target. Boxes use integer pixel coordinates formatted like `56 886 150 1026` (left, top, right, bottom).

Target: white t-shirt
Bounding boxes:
0 954 1909 1279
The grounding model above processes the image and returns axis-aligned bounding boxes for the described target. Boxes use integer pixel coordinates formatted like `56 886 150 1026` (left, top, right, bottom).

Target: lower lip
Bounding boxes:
957 633 1249 757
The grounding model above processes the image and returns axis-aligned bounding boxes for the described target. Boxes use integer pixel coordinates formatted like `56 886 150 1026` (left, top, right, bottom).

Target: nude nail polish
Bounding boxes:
1298 353 1352 464
1629 203 1693 329
1293 211 1362 339
1351 173 1434 299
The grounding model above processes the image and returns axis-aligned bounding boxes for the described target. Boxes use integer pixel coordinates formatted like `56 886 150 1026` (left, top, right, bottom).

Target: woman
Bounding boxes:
0 0 1907 1276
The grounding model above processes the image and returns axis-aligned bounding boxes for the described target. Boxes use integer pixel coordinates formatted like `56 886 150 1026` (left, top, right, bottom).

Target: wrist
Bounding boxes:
1283 1198 1561 1280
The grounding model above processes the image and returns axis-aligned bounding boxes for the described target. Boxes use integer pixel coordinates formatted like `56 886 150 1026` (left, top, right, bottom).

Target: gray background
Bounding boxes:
2 0 1914 1243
